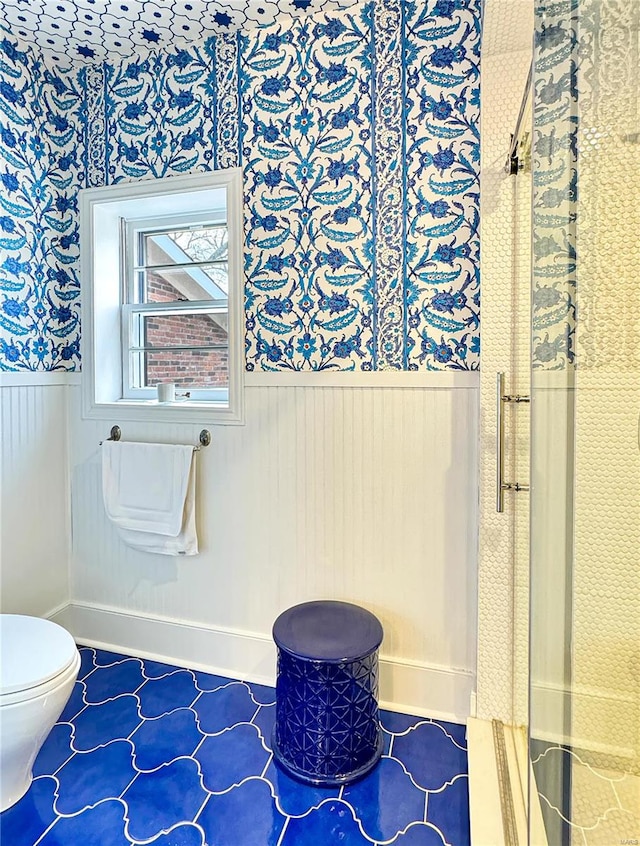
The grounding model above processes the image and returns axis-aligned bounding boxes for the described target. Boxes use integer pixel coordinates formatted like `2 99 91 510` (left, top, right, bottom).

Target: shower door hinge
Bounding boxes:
501 482 530 493
501 394 530 404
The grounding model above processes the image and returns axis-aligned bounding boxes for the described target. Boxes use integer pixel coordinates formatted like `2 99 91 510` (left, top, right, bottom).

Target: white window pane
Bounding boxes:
142 266 229 303
164 227 228 263
143 227 228 266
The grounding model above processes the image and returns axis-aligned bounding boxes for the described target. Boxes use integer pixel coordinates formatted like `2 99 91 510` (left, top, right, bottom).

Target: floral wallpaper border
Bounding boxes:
372 0 405 369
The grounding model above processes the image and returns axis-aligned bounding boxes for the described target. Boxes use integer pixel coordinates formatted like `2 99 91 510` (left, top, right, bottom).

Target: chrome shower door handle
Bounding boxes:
496 372 506 512
496 372 530 512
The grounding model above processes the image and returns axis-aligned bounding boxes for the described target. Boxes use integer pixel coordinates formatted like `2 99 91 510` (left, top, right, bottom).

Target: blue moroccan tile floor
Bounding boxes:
1 647 470 846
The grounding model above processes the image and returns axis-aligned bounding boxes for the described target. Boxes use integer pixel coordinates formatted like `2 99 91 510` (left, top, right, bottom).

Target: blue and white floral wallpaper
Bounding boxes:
0 0 481 372
242 12 377 370
0 37 84 369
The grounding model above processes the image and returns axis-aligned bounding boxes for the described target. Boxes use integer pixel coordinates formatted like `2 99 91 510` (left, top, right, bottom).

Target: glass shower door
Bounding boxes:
529 1 640 843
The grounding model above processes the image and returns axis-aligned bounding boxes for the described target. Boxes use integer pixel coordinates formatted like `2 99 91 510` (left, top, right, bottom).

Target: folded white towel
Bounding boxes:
117 459 198 556
102 441 198 556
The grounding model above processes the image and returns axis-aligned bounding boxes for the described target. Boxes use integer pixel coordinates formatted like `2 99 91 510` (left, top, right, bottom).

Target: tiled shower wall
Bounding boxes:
477 0 532 723
569 0 640 770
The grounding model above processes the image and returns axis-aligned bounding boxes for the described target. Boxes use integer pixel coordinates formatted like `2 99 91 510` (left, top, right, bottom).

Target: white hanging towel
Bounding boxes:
102 441 198 556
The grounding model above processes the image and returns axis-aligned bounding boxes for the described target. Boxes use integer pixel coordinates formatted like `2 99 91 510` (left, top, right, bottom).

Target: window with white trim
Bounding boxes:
80 170 244 424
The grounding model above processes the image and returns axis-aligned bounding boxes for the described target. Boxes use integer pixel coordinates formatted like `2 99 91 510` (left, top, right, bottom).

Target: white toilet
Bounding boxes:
0 615 80 812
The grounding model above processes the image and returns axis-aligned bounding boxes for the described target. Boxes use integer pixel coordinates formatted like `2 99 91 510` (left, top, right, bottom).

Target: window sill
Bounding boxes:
82 397 244 425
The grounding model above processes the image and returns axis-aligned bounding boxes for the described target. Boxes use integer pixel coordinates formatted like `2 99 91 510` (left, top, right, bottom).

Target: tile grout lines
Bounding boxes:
2 646 471 846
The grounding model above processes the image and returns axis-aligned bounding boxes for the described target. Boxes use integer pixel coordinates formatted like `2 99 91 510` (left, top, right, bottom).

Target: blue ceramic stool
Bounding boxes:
272 600 384 786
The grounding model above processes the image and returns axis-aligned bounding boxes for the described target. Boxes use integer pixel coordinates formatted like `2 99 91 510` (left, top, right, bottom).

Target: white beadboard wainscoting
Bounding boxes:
0 373 76 617
2 372 480 720
67 374 480 719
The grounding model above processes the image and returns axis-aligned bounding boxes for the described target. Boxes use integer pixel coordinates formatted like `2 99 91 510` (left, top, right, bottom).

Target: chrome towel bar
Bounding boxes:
100 425 211 450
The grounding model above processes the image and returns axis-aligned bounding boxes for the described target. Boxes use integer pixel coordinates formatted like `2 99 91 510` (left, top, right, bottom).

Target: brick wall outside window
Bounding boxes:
144 273 229 389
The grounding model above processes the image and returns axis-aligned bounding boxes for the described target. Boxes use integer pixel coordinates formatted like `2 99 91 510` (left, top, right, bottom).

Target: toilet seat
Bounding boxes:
0 615 81 813
0 615 79 699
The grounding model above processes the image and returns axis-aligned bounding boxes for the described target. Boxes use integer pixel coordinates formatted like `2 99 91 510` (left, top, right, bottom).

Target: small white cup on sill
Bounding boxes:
157 382 175 403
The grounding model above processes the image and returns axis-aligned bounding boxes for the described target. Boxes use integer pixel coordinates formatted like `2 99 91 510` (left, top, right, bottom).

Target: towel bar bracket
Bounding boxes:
98 425 121 445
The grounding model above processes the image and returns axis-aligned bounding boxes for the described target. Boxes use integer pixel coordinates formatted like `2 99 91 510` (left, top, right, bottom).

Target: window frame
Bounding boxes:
80 169 244 425
121 211 230 402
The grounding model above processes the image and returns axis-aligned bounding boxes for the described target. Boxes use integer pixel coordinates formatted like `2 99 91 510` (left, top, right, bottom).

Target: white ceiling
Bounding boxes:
1 0 358 64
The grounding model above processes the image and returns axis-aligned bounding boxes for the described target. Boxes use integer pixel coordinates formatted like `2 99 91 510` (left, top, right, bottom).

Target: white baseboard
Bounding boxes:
379 656 473 722
50 601 473 721
51 602 277 687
